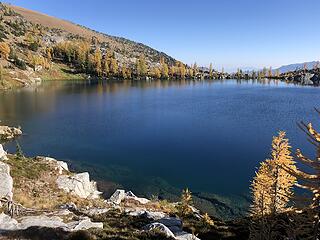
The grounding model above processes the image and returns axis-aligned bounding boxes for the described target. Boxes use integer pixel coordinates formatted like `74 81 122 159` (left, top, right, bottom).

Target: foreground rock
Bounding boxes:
0 125 22 141
0 161 13 201
56 172 102 199
0 144 8 160
126 208 167 220
145 216 200 240
108 189 150 205
0 213 103 232
144 222 176 238
0 213 18 231
37 156 69 174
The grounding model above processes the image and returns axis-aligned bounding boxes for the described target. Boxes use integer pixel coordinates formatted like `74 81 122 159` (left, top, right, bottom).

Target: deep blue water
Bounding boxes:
0 79 319 197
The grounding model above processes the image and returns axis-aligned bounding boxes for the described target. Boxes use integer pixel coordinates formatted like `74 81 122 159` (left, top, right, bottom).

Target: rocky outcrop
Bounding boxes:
144 222 176 238
0 125 22 141
278 69 320 86
125 191 150 204
108 189 126 204
56 172 102 199
293 73 314 85
0 135 201 239
0 213 18 231
0 213 103 232
126 209 167 220
175 232 201 240
37 156 69 174
68 218 104 231
107 189 150 205
19 215 67 230
311 74 320 85
0 144 8 160
0 161 13 201
144 216 200 240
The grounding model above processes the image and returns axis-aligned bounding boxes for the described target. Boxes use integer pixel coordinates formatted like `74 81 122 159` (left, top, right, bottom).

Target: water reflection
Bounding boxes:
0 78 315 196
0 78 301 130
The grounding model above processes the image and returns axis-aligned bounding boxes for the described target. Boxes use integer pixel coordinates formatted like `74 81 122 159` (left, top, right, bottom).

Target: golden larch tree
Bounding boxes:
250 131 297 240
251 131 296 216
268 67 273 78
152 67 161 79
0 42 10 60
209 63 213 79
137 54 147 77
178 188 193 217
268 131 296 215
177 62 186 79
193 62 198 77
160 57 169 79
110 58 118 76
251 161 273 217
121 65 128 79
93 47 102 76
169 65 176 78
103 59 109 77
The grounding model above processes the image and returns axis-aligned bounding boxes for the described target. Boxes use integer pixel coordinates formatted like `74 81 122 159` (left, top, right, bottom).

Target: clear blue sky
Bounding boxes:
4 0 320 71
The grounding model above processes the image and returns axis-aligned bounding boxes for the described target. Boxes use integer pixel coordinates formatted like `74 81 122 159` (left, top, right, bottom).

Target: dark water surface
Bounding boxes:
1 79 319 198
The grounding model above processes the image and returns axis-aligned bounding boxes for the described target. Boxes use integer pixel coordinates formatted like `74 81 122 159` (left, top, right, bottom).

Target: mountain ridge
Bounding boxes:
4 3 176 66
0 2 184 89
275 60 320 74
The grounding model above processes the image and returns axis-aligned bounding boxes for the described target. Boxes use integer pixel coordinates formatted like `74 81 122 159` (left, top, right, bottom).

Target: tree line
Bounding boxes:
51 40 213 80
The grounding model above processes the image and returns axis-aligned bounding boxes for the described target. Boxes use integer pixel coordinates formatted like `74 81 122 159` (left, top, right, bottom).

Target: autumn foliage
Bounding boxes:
250 112 320 239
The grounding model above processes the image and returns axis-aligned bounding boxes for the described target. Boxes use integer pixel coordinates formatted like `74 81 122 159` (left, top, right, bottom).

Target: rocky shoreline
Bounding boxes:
276 69 320 86
0 125 22 141
0 125 250 239
0 147 205 239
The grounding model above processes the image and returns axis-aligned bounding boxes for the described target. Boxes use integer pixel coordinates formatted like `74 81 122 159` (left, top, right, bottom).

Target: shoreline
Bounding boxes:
0 126 250 239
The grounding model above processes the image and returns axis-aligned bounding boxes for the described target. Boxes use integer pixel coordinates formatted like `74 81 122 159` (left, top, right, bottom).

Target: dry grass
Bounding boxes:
6 4 126 50
5 155 105 210
37 63 87 81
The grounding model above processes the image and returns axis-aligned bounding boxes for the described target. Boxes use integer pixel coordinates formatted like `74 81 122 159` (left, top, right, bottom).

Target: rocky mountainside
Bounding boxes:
7 4 176 66
275 60 319 74
0 3 177 89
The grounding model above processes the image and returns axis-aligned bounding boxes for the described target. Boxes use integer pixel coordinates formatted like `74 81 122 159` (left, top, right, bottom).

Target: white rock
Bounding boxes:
108 189 126 204
145 211 167 220
175 231 201 240
144 222 175 239
125 191 150 204
126 209 166 220
0 144 8 160
17 215 103 231
19 215 67 229
56 172 102 199
0 213 19 231
0 161 13 200
43 157 69 174
69 218 103 231
107 190 150 205
84 208 110 216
